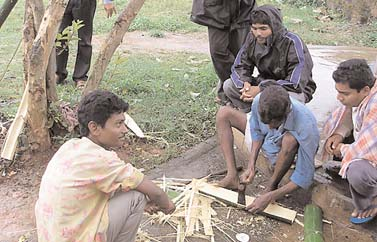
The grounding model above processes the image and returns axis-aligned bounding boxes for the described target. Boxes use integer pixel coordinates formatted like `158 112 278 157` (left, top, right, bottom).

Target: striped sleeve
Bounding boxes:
276 32 305 88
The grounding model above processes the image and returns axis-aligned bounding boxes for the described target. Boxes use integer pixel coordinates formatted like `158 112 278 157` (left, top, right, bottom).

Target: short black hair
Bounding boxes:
250 9 270 26
77 90 129 136
333 59 375 92
259 85 291 124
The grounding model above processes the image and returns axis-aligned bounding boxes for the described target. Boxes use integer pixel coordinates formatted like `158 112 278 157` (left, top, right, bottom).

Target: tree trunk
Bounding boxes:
27 0 68 150
23 0 57 100
0 0 18 29
23 0 35 87
83 0 145 96
46 49 58 102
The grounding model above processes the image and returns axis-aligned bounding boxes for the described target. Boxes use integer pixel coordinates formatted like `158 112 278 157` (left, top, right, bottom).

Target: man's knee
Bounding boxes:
346 161 369 186
281 132 298 154
216 106 234 124
110 190 146 212
223 79 238 98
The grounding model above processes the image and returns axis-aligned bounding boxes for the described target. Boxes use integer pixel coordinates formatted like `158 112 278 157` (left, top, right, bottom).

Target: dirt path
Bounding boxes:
93 31 210 55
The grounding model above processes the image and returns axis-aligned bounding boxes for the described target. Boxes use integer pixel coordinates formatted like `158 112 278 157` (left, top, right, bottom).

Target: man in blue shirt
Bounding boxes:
216 85 319 212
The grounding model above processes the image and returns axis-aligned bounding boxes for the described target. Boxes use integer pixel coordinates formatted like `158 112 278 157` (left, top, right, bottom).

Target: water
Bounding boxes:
307 45 377 124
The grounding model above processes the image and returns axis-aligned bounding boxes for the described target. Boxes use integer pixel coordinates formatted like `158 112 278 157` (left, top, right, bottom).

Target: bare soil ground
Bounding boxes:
0 31 376 242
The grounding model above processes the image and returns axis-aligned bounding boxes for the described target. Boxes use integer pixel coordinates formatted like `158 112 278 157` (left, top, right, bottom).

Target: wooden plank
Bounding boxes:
1 82 29 160
198 181 297 224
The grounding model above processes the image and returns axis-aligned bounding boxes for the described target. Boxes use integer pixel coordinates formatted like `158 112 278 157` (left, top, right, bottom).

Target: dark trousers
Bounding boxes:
56 0 96 83
208 26 249 99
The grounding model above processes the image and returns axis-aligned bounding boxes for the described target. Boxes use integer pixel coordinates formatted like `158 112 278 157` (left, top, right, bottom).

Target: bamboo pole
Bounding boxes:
304 204 324 242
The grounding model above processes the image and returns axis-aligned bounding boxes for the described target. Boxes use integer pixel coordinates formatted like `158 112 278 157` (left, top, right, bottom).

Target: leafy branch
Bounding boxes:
55 20 85 55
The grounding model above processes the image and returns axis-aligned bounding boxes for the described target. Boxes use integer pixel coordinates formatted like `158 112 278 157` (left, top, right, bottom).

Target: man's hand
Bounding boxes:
240 82 260 102
144 201 159 215
104 3 116 18
160 200 176 215
240 167 256 185
332 143 343 158
145 200 176 215
325 134 343 156
246 192 273 214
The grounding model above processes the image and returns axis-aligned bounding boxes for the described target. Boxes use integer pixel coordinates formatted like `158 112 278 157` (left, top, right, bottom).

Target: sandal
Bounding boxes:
350 204 377 224
75 80 86 90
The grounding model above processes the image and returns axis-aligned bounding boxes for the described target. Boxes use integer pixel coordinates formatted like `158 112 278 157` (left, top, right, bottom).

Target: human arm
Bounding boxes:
103 0 116 18
324 108 352 157
136 177 175 215
93 152 174 214
230 37 256 89
246 181 298 213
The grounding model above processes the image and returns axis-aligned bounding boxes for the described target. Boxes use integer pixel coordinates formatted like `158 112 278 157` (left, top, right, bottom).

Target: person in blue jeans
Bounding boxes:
215 85 319 213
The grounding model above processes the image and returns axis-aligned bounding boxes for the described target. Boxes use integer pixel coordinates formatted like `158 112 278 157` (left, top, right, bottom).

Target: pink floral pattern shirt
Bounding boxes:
35 137 144 241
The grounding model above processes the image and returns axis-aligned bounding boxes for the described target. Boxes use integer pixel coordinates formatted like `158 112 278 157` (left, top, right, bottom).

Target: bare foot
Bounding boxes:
352 198 377 219
213 175 240 190
214 96 223 105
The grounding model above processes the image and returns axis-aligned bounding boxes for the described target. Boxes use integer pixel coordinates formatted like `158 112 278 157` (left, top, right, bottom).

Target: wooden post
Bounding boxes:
83 0 145 96
27 0 68 150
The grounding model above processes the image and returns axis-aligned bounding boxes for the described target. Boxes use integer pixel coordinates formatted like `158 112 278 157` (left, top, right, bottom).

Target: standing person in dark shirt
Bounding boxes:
190 0 256 104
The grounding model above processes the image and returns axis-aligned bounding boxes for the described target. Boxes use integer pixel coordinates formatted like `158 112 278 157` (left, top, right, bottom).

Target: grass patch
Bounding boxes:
56 52 217 162
94 0 202 34
262 0 377 47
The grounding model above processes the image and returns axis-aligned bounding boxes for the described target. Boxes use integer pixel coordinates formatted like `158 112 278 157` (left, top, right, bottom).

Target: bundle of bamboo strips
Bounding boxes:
139 178 219 241
137 177 298 241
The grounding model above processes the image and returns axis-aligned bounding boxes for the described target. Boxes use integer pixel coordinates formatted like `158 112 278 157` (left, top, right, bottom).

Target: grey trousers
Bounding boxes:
223 78 306 113
56 0 96 83
107 190 147 242
346 160 377 211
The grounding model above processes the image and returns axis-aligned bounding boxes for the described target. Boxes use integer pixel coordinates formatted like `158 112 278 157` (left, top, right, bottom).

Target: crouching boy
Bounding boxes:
35 90 175 241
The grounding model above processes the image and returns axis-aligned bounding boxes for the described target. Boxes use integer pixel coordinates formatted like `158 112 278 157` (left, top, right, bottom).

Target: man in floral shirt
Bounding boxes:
35 90 175 241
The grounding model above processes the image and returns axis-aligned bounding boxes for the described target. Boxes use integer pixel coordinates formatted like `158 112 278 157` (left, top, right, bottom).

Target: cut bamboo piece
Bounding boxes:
304 204 324 242
199 196 214 236
198 181 297 224
176 218 185 242
186 195 200 236
1 82 29 160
